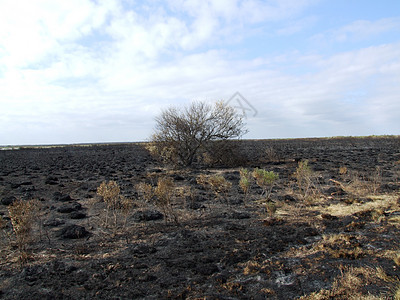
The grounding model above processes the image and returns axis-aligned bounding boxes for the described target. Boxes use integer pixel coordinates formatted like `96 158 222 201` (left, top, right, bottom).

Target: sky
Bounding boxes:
1 0 399 145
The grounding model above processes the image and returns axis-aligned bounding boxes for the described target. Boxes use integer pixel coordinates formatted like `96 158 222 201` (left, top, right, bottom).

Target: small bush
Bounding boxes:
294 160 320 202
265 146 279 162
136 182 154 202
208 175 232 203
154 177 179 224
97 181 134 231
196 174 209 189
252 168 279 200
295 160 312 192
97 180 120 228
136 178 179 225
8 199 39 263
369 166 382 194
239 168 252 205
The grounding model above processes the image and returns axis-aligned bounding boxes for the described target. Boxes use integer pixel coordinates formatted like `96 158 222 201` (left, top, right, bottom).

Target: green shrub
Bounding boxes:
252 168 279 200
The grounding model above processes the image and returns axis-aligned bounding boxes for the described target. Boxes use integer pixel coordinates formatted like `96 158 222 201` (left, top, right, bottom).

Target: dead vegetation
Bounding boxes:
6 199 40 264
96 180 134 233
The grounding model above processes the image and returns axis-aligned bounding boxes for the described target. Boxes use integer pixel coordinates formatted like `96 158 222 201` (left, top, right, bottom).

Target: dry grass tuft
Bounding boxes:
316 234 368 260
394 253 400 267
393 284 400 300
300 266 387 300
197 174 232 204
8 199 40 263
154 177 179 225
136 182 154 203
265 146 279 162
336 167 383 198
319 195 396 218
239 168 252 205
265 202 277 217
294 160 322 204
243 260 262 275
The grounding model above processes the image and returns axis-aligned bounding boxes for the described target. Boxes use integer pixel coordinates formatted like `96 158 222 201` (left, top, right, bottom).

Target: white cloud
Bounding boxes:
0 0 117 68
0 0 399 144
276 16 317 35
312 17 400 44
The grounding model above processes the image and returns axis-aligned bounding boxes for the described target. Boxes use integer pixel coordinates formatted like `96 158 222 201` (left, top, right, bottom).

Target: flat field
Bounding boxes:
1 137 400 299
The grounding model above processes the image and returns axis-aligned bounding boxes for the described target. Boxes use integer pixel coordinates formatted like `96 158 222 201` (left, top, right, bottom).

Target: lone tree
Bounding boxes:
149 100 247 166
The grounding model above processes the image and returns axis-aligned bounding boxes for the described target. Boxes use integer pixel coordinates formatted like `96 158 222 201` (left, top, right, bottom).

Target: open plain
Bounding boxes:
1 137 400 299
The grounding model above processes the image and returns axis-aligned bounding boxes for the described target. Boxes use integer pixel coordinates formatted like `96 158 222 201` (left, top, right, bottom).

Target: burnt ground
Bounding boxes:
0 137 400 299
